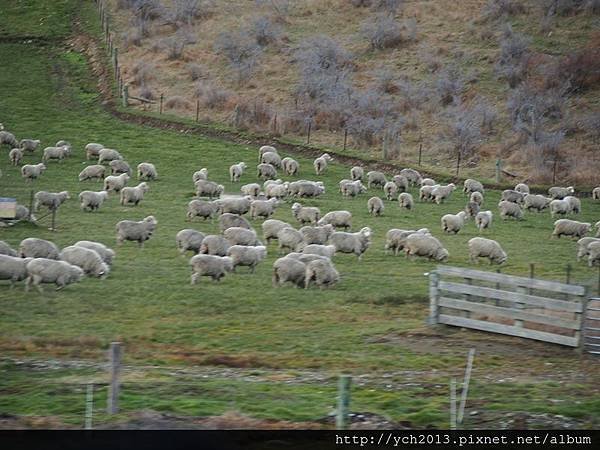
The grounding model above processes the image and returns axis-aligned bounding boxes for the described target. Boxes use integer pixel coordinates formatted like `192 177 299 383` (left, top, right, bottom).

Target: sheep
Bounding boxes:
515 183 530 194
468 237 507 265
59 246 109 278
282 157 299 176
137 162 158 181
258 145 277 162
399 168 422 186
564 196 581 214
501 189 525 204
464 201 480 219
441 211 467 234
318 211 352 230
392 175 409 193
383 181 398 200
549 199 571 218
350 166 364 181
548 186 574 200
257 163 277 180
85 143 104 160
55 140 72 152
0 241 17 257
115 215 158 247
192 168 209 183
405 234 449 262
223 227 260 246
241 183 261 198
475 210 493 232
79 190 108 211
0 255 32 288
367 197 384 216
19 238 60 259
432 183 456 204
195 180 225 198
103 173 130 193
277 227 305 254
419 184 438 202
24 259 83 292
597 220 600 238
289 180 325 198
398 192 414 210
219 197 252 216
262 219 293 243
299 224 334 245
261 151 282 169
9 148 22 165
587 242 600 267
229 162 247 182
470 191 484 206
176 229 206 255
250 198 278 220
0 130 18 147
199 235 230 256
272 257 306 288
42 145 70 163
593 187 600 200
109 159 131 176
98 148 123 164
341 180 367 198
14 204 34 222
226 245 267 273
552 219 591 239
73 241 115 265
463 179 484 195
313 153 333 175
218 213 252 232
384 229 430 256
187 199 220 221
19 139 40 153
78 165 106 181
421 178 436 186
498 200 523 220
366 171 387 188
189 254 234 283
303 244 336 259
265 182 289 199
21 163 46 182
523 194 551 212
291 203 320 225
329 227 372 260
120 182 150 206
576 237 600 262
34 191 69 212
285 253 329 264
304 258 340 289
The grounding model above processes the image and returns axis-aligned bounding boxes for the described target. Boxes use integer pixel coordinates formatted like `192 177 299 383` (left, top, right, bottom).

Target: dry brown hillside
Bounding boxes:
106 0 600 184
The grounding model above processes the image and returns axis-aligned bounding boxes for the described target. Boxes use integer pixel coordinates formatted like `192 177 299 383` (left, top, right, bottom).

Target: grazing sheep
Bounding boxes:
25 259 84 293
262 219 293 243
229 162 247 182
475 210 493 232
304 259 340 289
265 182 289 199
0 255 32 288
464 201 480 219
85 143 104 160
515 183 530 194
189 254 234 283
285 253 329 264
79 165 106 181
392 175 409 193
432 183 456 204
299 225 334 245
199 235 230 256
596 220 600 238
258 145 277 162
257 163 277 180
576 237 600 262
564 196 581 214
289 180 325 198
550 199 571 218
419 184 438 202
463 179 484 195
421 178 436 186
291 203 320 225
9 148 22 166
548 186 574 200
226 245 267 273
399 168 422 186
19 238 60 259
115 215 157 247
98 148 123 164
470 191 484 206
398 192 414 210
176 229 206 255
405 234 449 262
593 187 600 200
501 189 525 204
383 181 398 200
223 227 260 246
34 191 69 212
21 163 46 182
272 257 306 288
303 244 336 259
218 213 252 232
341 180 367 198
277 227 305 254
384 229 430 256
55 140 71 152
350 166 364 181
317 211 352 230
120 182 150 206
187 199 220 221
367 197 384 216
20 139 41 153
79 190 108 211
498 200 523 220
552 219 591 239
261 151 282 168
137 162 157 181
14 204 34 222
0 130 18 147
468 238 507 265
103 173 130 193
313 153 333 175
59 246 109 278
109 159 131 176
329 227 372 260
195 180 225 198
523 194 551 212
441 211 467 234
587 242 600 267
338 179 353 194
0 241 17 257
241 183 261 198
366 171 387 189
74 241 115 265
250 198 278 219
217 196 251 216
282 157 299 175
192 168 209 183
42 145 70 163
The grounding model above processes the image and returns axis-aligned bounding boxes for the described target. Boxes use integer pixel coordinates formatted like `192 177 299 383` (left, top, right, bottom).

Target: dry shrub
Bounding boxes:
559 33 600 92
186 63 205 81
194 81 233 110
165 95 192 110
230 98 274 131
139 85 156 100
130 61 156 87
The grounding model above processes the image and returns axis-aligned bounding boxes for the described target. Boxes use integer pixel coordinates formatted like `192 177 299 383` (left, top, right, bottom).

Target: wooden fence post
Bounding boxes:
85 383 94 430
196 99 200 122
159 94 164 114
122 84 129 108
343 129 348 151
566 263 572 285
336 375 351 430
450 378 457 430
28 190 34 221
457 348 475 425
418 142 422 166
428 271 440 325
306 121 311 145
495 159 501 183
455 151 461 177
107 342 122 414
113 47 119 80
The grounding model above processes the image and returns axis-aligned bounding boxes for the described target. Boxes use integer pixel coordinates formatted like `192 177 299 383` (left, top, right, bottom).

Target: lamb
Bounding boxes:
475 210 493 232
19 139 41 153
318 211 352 230
498 200 523 220
0 255 32 288
303 244 336 259
0 241 17 257
593 187 600 200
341 180 367 198
226 245 267 273
261 151 282 168
549 199 571 218
229 162 247 182
241 183 261 198
9 148 22 165
392 175 409 193
468 238 507 265
384 229 430 256
115 215 158 247
109 159 131 175
19 238 60 259
470 191 484 206
419 185 438 202
277 227 305 254
299 224 334 245
187 199 221 221
192 168 209 183
304 258 340 289
272 257 306 288
25 259 84 293
515 183 530 194
223 227 260 246
292 203 320 225
398 192 414 210
587 242 600 267
265 182 289 199
137 162 158 181
199 235 230 256
42 145 70 163
366 171 387 188
464 201 480 219
85 143 104 160
383 181 398 200
399 168 422 186
257 163 277 180
59 246 109 278
189 254 234 283
103 173 130 193
250 198 279 219
441 211 467 234
195 180 225 198
432 183 456 204
405 233 449 262
282 157 299 176
34 191 70 212
176 229 206 255
463 179 484 195
501 189 525 204
421 178 436 186
21 163 46 182
120 182 150 206
523 194 551 212
350 166 364 181
258 145 277 162
329 227 372 260
74 241 115 265
548 186 574 200
367 197 384 216
98 148 123 164
218 213 252 232
79 190 109 211
78 165 106 181
564 196 581 214
576 237 600 262
313 153 333 175
0 130 18 147
262 219 293 243
552 219 591 239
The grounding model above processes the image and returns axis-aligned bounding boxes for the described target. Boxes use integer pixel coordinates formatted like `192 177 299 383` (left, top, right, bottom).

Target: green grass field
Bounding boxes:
0 0 599 429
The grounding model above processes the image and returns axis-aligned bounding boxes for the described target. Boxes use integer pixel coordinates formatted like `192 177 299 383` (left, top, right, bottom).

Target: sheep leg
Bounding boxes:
191 272 200 285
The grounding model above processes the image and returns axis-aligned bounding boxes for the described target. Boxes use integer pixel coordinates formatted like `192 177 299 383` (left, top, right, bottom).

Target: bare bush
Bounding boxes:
526 130 565 180
187 63 206 81
214 30 262 83
165 95 192 110
164 0 214 27
473 98 498 134
583 112 600 145
249 16 282 47
131 61 156 87
121 29 143 49
481 0 526 21
372 68 399 94
195 81 233 110
371 0 405 14
139 85 156 100
255 0 291 21
435 65 465 105
438 105 483 171
559 41 600 92
495 24 530 88
163 29 197 60
542 0 598 15
230 98 274 130
361 14 416 50
396 79 428 112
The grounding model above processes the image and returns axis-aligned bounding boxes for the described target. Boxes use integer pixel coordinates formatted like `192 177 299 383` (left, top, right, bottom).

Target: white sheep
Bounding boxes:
463 179 484 195
0 129 18 147
464 201 480 219
74 241 115 265
265 182 289 199
200 235 230 256
258 145 277 162
192 168 209 183
250 198 278 219
272 257 306 288
593 187 600 200
9 148 22 166
21 163 46 182
0 255 32 288
392 175 409 192
300 224 334 245
229 162 247 182
523 194 551 212
317 211 352 230
441 211 467 234
78 165 106 181
104 173 130 193
98 148 123 164
548 186 574 200
291 203 320 225
19 139 41 153
257 163 277 180
313 153 333 175
501 189 525 204
367 197 384 216
226 245 267 273
187 199 220 221
475 210 493 232
576 237 600 262
329 227 372 260
405 234 449 262
421 178 436 186
0 241 17 257
432 183 456 204
564 196 581 214
552 219 591 239
550 199 571 218
384 229 430 256
261 151 282 168
498 200 523 220
262 219 293 243
218 213 252 232
468 237 507 265
277 227 305 254
34 191 70 212
398 192 414 210
341 180 367 198
285 253 329 264
399 168 422 186
304 258 340 289
109 159 131 176
470 191 484 206
383 181 398 201
115 215 157 247
120 182 150 206
289 180 325 198
515 183 530 194
419 184 438 202
59 246 109 278
350 166 364 181
366 171 387 188
137 162 158 180
176 229 206 255
587 241 600 267
42 145 70 163
303 244 336 259
241 183 261 198
189 254 234 283
596 220 600 238
85 143 104 160
79 190 108 211
282 157 299 176
195 180 225 198
223 227 260 246
217 196 251 215
25 258 84 293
